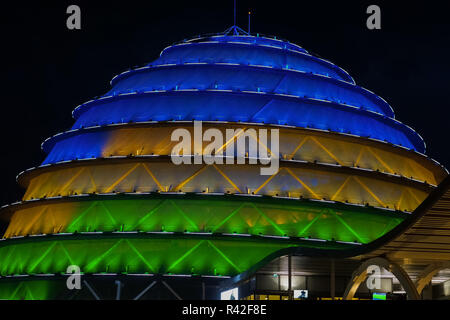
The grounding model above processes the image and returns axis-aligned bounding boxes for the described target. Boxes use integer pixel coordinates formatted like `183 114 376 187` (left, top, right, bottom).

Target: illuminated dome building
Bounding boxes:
0 26 447 300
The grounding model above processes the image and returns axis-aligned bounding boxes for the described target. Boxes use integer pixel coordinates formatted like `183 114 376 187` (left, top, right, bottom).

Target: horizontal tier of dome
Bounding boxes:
18 158 430 212
1 193 407 243
69 91 422 152
98 64 393 117
38 123 444 184
180 34 309 54
0 233 355 277
140 40 354 84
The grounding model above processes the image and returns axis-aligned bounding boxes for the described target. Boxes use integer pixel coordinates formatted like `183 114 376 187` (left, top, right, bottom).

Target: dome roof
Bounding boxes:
0 27 446 291
60 30 425 159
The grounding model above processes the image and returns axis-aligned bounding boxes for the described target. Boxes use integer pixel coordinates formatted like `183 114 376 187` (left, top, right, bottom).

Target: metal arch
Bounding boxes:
415 262 450 295
342 257 420 300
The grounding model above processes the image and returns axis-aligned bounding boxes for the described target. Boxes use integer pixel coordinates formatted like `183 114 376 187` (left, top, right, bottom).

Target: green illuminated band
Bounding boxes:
0 279 58 300
2 194 407 244
0 234 356 277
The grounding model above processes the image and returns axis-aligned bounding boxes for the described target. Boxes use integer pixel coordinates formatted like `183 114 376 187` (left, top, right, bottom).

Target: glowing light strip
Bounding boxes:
0 273 277 280
16 154 436 191
0 230 361 248
157 37 355 83
105 62 380 115
0 190 413 216
67 88 421 152
80 69 363 118
67 99 422 159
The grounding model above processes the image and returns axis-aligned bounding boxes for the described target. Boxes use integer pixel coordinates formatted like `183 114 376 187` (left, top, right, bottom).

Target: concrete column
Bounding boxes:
330 259 335 300
202 281 206 300
288 255 292 300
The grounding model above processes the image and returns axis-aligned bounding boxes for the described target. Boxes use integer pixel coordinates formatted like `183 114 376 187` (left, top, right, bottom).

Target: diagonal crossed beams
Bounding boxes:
52 162 390 208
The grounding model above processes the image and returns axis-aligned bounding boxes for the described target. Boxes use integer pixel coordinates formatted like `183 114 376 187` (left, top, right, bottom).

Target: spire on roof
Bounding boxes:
222 25 249 36
224 0 250 36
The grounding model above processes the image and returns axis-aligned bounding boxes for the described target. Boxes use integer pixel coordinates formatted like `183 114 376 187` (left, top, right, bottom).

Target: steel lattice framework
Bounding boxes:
0 27 447 299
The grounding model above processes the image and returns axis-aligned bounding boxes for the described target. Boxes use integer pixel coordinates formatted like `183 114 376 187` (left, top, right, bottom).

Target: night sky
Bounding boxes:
1 0 449 215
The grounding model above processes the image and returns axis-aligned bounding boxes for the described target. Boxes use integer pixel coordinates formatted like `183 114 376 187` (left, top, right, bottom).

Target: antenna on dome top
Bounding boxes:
223 0 249 36
248 11 251 34
234 0 237 27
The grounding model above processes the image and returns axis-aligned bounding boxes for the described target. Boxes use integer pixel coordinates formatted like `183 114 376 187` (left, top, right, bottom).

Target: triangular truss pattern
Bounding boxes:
5 193 405 244
23 159 426 211
0 238 291 277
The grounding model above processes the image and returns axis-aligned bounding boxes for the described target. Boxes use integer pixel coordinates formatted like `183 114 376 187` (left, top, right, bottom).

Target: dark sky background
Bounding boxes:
0 0 449 214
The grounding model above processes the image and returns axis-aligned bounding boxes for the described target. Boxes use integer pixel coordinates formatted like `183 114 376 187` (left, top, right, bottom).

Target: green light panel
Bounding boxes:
0 237 304 276
4 197 407 244
0 279 58 300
